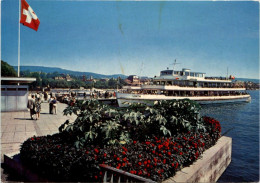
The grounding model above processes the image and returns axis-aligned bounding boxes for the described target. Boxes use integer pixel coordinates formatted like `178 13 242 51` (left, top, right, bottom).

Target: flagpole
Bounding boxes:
18 0 21 78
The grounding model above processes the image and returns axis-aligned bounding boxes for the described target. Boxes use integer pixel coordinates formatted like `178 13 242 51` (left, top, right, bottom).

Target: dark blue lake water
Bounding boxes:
200 90 259 182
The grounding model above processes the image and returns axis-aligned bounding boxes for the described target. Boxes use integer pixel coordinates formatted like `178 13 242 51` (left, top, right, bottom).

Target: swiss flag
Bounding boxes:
20 0 40 31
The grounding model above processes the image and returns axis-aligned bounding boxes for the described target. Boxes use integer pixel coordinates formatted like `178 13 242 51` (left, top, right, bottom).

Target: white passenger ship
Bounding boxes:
116 68 251 107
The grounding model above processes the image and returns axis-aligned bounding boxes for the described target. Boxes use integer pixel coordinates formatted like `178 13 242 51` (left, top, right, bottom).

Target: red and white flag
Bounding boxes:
20 0 40 31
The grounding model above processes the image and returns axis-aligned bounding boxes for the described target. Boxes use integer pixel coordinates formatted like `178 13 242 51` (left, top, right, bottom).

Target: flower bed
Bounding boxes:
20 99 221 182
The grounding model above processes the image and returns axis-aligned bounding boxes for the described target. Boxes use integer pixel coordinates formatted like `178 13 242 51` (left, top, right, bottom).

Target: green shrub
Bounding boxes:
59 99 207 148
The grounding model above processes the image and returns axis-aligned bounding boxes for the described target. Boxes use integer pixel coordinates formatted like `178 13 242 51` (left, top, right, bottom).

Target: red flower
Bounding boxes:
94 148 99 154
176 162 179 169
133 141 137 144
122 146 128 152
152 150 156 154
117 157 120 161
147 160 151 164
122 151 126 155
138 154 142 158
123 157 127 162
146 141 151 145
99 171 103 175
85 151 89 154
104 153 107 157
138 162 142 166
31 138 35 141
94 175 98 179
180 152 183 155
163 159 166 164
171 163 175 167
168 151 171 156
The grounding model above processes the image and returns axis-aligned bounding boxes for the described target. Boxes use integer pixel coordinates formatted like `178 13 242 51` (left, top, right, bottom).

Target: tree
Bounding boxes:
108 78 117 88
1 60 17 77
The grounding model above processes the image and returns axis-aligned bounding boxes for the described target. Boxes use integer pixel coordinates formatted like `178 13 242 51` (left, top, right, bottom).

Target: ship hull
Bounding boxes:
116 93 251 107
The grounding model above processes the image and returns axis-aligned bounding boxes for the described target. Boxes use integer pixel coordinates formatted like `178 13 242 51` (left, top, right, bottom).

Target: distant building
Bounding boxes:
100 78 109 82
82 75 87 82
85 79 96 84
65 74 73 81
54 74 73 81
125 75 140 85
54 76 64 80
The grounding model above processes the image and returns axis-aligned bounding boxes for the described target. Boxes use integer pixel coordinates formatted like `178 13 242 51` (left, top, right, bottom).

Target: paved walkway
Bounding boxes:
1 102 76 182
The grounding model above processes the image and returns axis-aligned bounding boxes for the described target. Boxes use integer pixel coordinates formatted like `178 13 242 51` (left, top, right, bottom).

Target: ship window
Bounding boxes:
190 73 194 77
185 72 189 76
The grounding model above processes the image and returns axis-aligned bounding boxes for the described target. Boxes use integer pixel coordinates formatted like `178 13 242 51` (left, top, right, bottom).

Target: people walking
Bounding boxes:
52 97 58 114
27 94 36 120
49 97 53 114
35 97 42 120
44 91 48 101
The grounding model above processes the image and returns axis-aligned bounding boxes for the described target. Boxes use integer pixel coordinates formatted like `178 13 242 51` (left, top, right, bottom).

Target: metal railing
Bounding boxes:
99 164 156 183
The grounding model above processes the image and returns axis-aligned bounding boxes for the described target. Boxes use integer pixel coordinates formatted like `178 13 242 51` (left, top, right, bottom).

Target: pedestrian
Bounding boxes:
49 97 53 114
35 97 42 120
44 92 48 101
27 94 36 120
52 97 58 114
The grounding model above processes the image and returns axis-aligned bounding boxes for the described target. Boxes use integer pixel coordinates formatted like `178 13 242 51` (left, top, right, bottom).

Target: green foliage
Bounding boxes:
60 99 208 148
1 60 17 77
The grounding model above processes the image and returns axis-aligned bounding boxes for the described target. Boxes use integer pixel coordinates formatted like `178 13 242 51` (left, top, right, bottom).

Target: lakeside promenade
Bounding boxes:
1 102 76 182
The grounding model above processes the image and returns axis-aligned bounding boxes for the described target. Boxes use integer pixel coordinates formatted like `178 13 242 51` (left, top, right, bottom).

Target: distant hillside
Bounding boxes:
13 65 127 79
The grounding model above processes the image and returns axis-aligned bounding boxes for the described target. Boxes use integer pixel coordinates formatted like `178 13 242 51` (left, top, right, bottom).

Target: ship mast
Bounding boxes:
170 59 180 71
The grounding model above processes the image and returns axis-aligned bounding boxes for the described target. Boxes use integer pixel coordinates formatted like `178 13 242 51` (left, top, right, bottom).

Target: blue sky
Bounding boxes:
1 0 259 79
